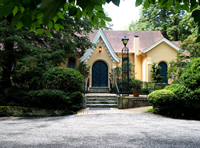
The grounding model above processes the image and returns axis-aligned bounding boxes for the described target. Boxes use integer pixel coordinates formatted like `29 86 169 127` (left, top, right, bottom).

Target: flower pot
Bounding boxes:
132 91 140 97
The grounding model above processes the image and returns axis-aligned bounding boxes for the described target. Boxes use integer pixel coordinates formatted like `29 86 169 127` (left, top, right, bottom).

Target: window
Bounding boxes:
68 57 76 69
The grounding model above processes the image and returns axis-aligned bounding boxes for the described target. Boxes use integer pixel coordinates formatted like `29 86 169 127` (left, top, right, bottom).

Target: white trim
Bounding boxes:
79 29 121 63
137 38 181 55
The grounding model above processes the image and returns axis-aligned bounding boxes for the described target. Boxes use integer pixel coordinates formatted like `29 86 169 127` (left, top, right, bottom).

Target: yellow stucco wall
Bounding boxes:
116 53 135 67
134 37 142 80
141 55 147 82
86 37 118 87
147 42 178 83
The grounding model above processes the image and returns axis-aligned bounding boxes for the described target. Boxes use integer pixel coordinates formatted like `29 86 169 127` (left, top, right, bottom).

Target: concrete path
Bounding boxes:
77 106 152 115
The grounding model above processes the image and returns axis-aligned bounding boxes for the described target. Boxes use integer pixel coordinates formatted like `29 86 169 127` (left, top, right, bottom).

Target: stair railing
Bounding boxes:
109 79 112 92
84 78 90 96
115 80 120 96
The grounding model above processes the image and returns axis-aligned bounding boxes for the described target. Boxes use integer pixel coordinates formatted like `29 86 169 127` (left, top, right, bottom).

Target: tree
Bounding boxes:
0 13 94 89
126 3 197 41
167 52 187 79
109 66 122 83
77 62 90 79
134 0 200 42
0 0 114 37
168 33 200 80
180 35 200 58
1 0 200 41
150 62 163 83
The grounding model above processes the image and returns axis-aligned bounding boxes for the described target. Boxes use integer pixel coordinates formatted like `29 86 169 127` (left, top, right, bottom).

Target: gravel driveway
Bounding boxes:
1 112 200 148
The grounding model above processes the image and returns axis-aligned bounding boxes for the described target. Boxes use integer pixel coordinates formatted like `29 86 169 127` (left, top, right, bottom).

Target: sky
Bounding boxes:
103 0 141 30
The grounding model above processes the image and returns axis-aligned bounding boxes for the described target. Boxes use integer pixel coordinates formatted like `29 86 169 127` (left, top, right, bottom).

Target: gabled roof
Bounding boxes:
79 29 121 63
138 38 181 55
88 30 164 53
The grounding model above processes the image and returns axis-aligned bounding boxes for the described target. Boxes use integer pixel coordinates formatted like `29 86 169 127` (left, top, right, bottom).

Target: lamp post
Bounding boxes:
122 36 129 96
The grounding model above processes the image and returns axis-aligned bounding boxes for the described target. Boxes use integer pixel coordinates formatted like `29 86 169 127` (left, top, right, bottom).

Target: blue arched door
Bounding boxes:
159 62 168 84
92 61 108 87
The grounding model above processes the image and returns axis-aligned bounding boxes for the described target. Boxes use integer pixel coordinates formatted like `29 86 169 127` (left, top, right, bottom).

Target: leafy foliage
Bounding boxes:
0 0 114 36
148 58 200 118
1 0 200 41
0 13 93 90
150 62 163 83
1 87 83 111
77 62 90 79
43 67 84 92
109 66 122 83
178 58 200 91
126 3 197 41
130 79 143 91
148 89 176 112
181 35 200 58
167 52 188 79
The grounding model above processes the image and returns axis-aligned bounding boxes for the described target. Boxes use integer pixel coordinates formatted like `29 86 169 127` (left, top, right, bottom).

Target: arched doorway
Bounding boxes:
92 61 108 87
159 62 168 84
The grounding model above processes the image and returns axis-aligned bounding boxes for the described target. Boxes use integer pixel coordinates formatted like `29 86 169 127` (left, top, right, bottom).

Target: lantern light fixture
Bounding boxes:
122 36 129 47
99 46 102 53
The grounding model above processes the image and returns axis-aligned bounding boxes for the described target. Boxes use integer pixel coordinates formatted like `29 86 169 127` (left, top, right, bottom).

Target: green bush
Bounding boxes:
1 87 83 111
148 84 200 118
164 84 190 100
130 79 142 91
27 89 82 111
27 89 70 109
178 58 200 91
43 67 84 92
164 84 191 115
148 58 200 118
147 89 176 113
77 62 90 79
12 69 45 90
2 87 30 106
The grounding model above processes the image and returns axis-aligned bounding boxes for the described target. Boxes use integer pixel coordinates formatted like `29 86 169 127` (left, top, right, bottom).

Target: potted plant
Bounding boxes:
131 79 143 97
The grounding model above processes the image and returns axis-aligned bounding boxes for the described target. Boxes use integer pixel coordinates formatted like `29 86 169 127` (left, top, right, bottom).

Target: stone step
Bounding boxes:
85 93 118 108
86 104 118 108
86 100 117 104
89 87 110 93
86 96 117 101
85 94 118 108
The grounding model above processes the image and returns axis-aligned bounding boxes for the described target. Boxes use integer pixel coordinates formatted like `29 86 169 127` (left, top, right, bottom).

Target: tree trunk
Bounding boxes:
1 15 14 89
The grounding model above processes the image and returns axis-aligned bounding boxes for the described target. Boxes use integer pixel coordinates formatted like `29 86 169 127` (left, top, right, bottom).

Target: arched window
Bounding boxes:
68 57 76 69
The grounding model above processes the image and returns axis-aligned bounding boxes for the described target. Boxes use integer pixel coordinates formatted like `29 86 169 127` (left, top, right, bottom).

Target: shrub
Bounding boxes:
178 58 200 91
148 84 200 118
2 87 30 106
164 84 190 100
27 89 83 111
43 67 84 92
1 87 83 111
12 69 45 90
77 62 90 79
147 89 176 113
148 58 200 118
130 79 142 91
27 89 70 110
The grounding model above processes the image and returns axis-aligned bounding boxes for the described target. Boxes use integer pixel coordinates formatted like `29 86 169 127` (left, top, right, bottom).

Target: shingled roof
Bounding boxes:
89 30 164 52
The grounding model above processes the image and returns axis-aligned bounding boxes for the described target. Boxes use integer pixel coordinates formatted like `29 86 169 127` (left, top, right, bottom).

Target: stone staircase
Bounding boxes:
85 94 118 108
88 87 110 93
85 87 118 108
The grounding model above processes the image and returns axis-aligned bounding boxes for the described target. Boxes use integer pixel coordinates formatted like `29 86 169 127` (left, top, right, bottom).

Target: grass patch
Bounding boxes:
147 108 157 114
